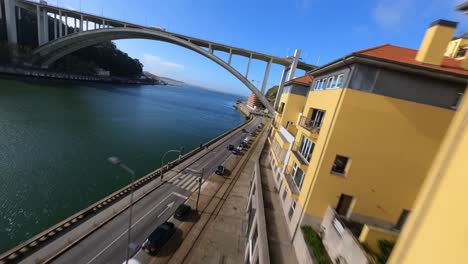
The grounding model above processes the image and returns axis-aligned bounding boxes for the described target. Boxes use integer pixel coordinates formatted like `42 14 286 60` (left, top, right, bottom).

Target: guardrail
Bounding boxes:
0 116 255 264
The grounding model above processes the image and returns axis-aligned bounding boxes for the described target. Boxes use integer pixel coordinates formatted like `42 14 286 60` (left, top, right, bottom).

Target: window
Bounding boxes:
282 189 288 201
326 76 335 88
278 102 285 114
285 121 293 129
272 139 285 164
298 135 315 162
336 194 354 217
332 155 350 175
288 200 296 220
395 209 410 230
292 163 305 190
277 172 281 181
452 92 463 109
334 74 344 88
311 109 325 128
456 46 467 58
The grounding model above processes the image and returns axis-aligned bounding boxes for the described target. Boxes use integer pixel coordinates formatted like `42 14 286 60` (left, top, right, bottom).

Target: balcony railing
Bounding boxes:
284 170 300 195
292 143 310 165
299 116 322 134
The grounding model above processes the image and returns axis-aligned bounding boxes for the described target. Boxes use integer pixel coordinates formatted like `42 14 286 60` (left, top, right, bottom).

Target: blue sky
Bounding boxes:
53 0 466 96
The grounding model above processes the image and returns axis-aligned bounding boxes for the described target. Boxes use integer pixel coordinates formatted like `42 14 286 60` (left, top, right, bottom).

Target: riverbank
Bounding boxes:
0 63 159 85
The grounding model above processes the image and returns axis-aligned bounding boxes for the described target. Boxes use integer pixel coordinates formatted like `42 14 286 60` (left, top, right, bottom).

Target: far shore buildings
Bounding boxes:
247 93 263 109
267 19 468 264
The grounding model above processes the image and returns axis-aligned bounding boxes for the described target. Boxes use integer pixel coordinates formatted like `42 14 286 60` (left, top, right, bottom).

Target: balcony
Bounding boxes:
291 143 310 166
299 116 322 135
320 207 399 264
284 170 300 196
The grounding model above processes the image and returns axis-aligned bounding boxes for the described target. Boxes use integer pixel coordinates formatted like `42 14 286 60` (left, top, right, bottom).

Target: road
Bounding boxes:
27 117 261 264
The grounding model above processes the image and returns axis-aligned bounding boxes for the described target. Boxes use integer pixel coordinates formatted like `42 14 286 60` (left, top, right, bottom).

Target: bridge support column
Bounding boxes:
228 48 232 65
274 66 290 110
36 5 49 45
245 53 252 78
261 58 272 94
79 14 83 32
73 17 76 33
4 0 18 44
42 8 49 43
59 10 62 37
64 14 68 35
287 49 301 81
53 12 57 39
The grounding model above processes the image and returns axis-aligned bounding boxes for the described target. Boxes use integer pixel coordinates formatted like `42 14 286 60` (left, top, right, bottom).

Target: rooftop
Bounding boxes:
355 44 468 76
287 75 313 85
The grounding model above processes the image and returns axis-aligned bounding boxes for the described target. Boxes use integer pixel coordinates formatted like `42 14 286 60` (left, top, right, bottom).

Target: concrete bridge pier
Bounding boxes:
273 49 301 110
4 0 18 44
36 5 49 45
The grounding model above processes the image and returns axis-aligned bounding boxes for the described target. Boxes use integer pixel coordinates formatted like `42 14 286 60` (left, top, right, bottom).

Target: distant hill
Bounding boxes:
159 76 185 86
265 85 278 105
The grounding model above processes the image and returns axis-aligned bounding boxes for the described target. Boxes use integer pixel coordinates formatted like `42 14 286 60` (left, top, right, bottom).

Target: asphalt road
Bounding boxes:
48 117 261 264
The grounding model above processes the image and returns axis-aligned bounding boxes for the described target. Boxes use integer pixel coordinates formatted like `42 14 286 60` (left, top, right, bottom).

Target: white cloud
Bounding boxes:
141 54 184 77
372 0 412 30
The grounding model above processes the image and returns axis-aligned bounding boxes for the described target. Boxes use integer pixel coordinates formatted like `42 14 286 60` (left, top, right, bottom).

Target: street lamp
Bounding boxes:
160 147 184 181
186 168 204 211
107 156 135 264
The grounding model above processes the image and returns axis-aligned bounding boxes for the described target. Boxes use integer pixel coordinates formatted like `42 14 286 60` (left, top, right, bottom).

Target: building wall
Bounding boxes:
277 85 308 132
303 88 454 225
349 63 465 109
388 86 468 263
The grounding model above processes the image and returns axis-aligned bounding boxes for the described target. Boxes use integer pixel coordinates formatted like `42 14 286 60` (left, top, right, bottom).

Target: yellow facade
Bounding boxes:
269 86 308 170
359 225 398 254
416 23 457 65
292 89 453 226
388 87 468 264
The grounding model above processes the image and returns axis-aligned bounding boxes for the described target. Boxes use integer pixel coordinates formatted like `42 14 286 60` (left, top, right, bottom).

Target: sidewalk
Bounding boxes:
259 143 299 264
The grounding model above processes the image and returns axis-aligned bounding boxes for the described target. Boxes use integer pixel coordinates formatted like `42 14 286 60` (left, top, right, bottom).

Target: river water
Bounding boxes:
0 77 244 253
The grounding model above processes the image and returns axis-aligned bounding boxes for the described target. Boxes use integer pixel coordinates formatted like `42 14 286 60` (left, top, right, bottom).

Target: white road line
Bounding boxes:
85 194 173 264
157 202 175 218
187 181 198 192
177 174 194 187
181 176 197 189
171 192 188 199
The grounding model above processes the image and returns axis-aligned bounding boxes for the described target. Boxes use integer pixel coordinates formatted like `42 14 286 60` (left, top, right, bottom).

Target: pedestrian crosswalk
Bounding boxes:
168 172 203 192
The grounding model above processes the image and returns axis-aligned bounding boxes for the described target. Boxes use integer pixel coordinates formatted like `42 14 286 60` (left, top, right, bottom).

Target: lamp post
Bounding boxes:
186 168 204 211
107 156 135 264
160 147 184 181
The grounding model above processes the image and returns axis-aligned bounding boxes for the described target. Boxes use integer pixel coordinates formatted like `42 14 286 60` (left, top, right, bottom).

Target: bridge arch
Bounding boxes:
29 28 275 112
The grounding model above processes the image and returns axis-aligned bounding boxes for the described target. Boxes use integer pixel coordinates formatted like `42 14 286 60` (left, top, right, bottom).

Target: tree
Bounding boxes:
265 85 279 105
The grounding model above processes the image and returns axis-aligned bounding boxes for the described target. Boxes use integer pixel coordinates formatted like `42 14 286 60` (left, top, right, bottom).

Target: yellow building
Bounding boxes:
388 4 468 264
268 75 311 182
268 19 468 264
445 33 468 59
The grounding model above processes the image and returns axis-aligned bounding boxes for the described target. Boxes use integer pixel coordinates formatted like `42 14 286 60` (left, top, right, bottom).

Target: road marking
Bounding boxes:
157 201 175 218
85 194 173 264
171 192 188 199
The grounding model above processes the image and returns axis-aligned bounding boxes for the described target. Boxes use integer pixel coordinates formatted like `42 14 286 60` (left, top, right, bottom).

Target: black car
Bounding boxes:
174 204 191 220
231 148 240 155
142 222 175 255
215 165 226 176
227 144 235 151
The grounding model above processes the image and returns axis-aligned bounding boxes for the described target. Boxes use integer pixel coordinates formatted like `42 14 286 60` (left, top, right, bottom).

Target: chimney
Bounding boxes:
416 19 458 66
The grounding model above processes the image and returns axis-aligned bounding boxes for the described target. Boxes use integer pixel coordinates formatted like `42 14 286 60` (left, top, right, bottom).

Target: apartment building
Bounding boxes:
268 19 468 263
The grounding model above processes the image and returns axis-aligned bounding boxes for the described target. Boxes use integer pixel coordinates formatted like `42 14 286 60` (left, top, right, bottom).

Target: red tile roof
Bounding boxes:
289 75 313 84
355 44 468 76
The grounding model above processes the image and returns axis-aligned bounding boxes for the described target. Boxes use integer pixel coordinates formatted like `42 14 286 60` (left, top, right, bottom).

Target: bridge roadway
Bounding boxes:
17 117 261 264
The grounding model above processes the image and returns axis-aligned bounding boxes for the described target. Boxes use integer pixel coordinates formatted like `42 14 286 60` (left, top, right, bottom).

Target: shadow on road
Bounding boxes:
157 229 183 257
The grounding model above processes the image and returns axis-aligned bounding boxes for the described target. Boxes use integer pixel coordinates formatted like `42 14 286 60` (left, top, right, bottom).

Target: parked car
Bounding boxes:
242 128 248 133
242 136 251 144
227 144 235 151
240 141 247 147
174 204 191 220
142 222 175 255
215 165 226 176
232 148 240 155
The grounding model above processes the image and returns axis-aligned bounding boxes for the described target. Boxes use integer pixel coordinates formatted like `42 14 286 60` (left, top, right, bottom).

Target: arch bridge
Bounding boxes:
1 0 316 112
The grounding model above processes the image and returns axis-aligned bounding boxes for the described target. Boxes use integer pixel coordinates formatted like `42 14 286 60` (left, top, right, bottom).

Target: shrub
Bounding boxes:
301 226 332 264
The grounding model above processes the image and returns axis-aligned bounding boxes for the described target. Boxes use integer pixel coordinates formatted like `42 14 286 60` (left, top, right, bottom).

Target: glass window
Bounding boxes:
299 136 315 162
334 74 344 88
326 76 335 89
282 189 288 201
288 200 296 219
332 155 350 175
292 163 305 190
